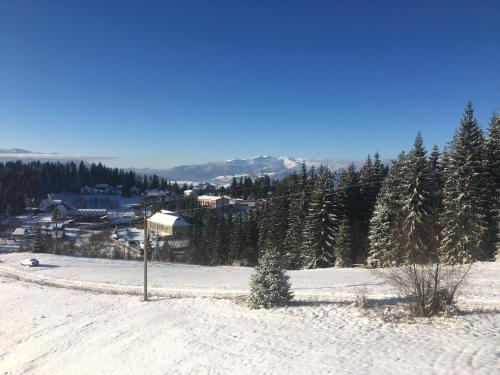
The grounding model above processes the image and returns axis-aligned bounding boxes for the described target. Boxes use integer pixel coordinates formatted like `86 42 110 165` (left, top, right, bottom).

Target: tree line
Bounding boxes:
182 103 498 268
0 160 180 216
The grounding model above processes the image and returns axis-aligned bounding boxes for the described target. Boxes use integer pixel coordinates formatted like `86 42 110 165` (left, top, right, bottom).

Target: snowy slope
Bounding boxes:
1 253 499 307
1 276 499 375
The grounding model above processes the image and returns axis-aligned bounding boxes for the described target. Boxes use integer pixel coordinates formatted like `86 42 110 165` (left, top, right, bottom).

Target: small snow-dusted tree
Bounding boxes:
248 246 293 309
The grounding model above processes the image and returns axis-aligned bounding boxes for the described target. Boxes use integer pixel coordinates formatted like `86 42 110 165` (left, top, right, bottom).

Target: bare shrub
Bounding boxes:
353 288 369 309
375 261 473 317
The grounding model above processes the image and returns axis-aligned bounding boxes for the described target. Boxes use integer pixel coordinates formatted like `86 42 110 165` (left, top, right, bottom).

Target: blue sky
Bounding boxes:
1 0 499 168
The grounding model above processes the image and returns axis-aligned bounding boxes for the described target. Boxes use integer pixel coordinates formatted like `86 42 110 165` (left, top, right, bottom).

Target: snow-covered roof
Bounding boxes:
197 195 228 201
12 228 28 236
148 211 189 227
146 190 169 197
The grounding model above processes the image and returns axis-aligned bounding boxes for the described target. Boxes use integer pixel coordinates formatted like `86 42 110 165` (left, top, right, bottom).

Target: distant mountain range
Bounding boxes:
0 148 377 186
131 156 366 186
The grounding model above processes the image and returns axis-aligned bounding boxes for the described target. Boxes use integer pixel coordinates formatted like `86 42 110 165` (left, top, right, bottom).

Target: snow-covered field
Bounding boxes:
0 254 499 374
1 253 499 306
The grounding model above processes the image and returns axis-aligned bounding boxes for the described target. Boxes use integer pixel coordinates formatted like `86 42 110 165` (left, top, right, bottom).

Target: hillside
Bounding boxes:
0 254 499 374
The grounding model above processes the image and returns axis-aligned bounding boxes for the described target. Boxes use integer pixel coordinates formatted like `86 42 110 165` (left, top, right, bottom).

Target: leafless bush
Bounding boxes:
353 288 369 309
375 261 473 317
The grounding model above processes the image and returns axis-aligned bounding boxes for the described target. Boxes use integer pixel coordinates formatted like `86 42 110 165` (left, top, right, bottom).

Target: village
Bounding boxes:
0 182 260 261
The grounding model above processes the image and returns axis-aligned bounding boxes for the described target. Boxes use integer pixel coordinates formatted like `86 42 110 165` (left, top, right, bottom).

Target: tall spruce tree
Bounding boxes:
399 133 435 263
367 152 409 267
283 175 306 269
485 113 500 259
300 166 336 268
334 164 361 265
428 145 444 255
334 217 352 267
358 153 387 262
440 103 489 263
229 214 243 263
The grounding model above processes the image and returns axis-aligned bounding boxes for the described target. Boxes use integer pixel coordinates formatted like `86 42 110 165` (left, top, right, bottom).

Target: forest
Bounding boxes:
176 104 499 268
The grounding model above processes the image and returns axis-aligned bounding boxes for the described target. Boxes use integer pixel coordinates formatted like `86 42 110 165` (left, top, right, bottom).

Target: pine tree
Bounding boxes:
334 217 352 267
247 246 293 309
440 103 489 263
334 164 361 265
367 152 408 267
229 214 243 263
300 167 336 268
358 153 387 262
267 194 289 256
485 113 500 259
400 133 434 263
283 176 305 269
30 226 46 253
428 145 444 255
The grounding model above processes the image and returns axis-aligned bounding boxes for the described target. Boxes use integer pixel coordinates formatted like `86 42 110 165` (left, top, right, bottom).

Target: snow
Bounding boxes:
148 210 189 227
0 254 499 374
0 253 499 306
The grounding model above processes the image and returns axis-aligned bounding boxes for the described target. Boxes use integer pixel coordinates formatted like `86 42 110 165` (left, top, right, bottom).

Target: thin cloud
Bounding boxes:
0 149 116 162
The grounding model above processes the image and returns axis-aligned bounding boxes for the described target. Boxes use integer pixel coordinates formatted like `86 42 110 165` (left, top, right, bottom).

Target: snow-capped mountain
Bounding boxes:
133 156 359 186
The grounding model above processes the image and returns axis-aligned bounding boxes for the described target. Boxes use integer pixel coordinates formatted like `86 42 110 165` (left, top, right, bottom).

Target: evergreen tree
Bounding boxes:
300 167 336 268
335 164 361 265
485 113 500 259
440 103 489 263
30 226 46 253
229 214 243 263
283 176 306 269
400 133 434 263
367 153 409 267
266 194 289 256
247 246 293 309
334 217 352 267
428 145 444 254
358 153 386 262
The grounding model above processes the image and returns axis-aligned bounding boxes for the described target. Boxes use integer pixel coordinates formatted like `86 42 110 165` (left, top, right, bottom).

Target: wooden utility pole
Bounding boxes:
143 195 148 302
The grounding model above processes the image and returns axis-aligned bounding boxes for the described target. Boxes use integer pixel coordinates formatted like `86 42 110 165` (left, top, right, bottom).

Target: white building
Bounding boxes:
197 195 230 209
147 210 190 237
183 189 198 198
12 227 29 238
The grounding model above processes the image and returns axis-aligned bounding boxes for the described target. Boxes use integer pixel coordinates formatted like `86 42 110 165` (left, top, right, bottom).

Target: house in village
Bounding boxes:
230 198 257 212
183 189 198 198
145 190 171 205
197 195 230 209
147 210 190 238
39 196 64 212
12 227 29 240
